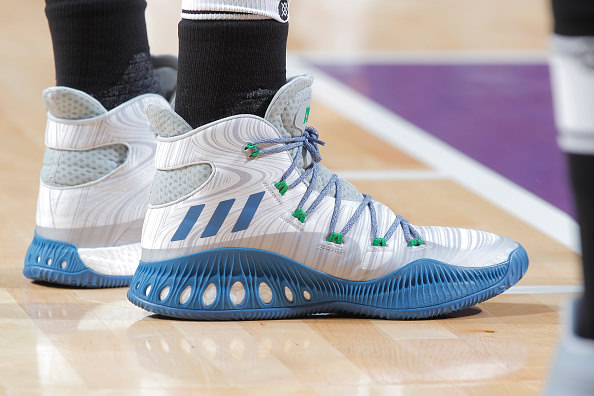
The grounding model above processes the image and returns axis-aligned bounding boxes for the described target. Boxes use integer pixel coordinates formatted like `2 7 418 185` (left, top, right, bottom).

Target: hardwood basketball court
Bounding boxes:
0 1 579 394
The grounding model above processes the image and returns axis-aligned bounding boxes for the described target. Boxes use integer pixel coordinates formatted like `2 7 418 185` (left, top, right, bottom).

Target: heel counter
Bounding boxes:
33 94 170 247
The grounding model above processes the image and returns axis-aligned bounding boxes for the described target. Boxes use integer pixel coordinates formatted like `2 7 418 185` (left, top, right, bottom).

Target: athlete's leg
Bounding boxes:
550 0 594 340
545 0 594 394
175 0 289 127
45 0 160 109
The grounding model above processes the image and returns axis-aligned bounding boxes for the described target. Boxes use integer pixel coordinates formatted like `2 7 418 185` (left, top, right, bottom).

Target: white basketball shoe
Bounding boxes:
23 56 177 288
127 74 528 319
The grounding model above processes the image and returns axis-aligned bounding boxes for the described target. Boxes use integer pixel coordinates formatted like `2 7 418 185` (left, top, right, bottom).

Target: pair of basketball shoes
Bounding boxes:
23 58 528 320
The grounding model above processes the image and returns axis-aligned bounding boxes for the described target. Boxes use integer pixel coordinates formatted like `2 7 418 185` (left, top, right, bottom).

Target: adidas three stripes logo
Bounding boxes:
171 191 265 241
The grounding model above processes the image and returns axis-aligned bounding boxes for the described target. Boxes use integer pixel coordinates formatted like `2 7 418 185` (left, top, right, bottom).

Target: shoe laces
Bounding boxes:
246 126 423 247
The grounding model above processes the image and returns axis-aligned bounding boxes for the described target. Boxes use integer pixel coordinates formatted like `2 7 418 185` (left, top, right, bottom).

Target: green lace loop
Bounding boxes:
372 237 387 247
327 232 343 245
408 238 424 247
292 209 307 223
274 180 289 196
245 143 260 157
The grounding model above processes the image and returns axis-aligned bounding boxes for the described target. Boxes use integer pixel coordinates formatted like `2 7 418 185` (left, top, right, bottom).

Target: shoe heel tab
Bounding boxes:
145 103 193 138
42 87 107 120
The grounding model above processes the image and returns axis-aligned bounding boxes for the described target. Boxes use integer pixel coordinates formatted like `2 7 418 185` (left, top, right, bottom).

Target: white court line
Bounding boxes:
287 56 580 253
337 169 447 181
505 285 582 295
293 50 548 65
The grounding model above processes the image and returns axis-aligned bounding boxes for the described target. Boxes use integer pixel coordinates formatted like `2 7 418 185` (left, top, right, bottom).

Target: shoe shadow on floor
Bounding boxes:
479 301 557 319
31 280 98 290
144 306 485 322
440 306 483 319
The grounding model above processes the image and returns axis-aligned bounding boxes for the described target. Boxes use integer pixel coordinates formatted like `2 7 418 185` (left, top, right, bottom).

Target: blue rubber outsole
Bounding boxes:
127 245 529 320
23 232 132 288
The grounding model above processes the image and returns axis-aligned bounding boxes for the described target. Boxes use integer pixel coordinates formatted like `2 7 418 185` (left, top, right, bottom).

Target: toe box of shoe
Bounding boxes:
414 226 520 268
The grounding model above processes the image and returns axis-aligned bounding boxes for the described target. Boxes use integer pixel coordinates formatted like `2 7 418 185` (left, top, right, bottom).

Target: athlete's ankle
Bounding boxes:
45 0 160 110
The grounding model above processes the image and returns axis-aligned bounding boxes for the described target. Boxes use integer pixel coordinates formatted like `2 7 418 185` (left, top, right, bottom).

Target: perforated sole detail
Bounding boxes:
23 232 132 288
127 246 528 320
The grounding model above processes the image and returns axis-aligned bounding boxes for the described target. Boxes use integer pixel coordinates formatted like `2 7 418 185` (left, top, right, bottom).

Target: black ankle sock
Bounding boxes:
553 0 594 36
175 19 288 128
45 0 160 110
568 154 594 339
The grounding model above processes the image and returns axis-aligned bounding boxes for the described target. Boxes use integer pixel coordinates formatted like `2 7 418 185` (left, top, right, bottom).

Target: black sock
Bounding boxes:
553 0 594 36
568 154 594 340
45 0 160 110
175 19 288 128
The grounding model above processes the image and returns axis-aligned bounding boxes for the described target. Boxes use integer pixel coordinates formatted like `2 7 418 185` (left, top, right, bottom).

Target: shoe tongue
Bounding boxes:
265 74 313 138
264 75 364 203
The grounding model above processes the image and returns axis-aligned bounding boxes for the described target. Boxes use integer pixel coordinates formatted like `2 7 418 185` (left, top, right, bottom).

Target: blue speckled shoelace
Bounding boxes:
246 126 422 247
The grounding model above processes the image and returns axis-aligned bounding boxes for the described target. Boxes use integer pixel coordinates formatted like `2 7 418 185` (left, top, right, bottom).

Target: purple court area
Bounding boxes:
313 62 574 216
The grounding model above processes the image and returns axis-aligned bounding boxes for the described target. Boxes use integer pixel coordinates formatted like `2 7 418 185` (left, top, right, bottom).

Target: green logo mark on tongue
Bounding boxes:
304 107 310 124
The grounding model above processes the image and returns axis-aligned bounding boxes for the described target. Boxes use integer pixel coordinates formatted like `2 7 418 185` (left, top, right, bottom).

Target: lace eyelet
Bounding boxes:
244 143 259 157
327 232 343 245
408 238 424 247
372 238 387 247
292 209 307 223
275 180 289 196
